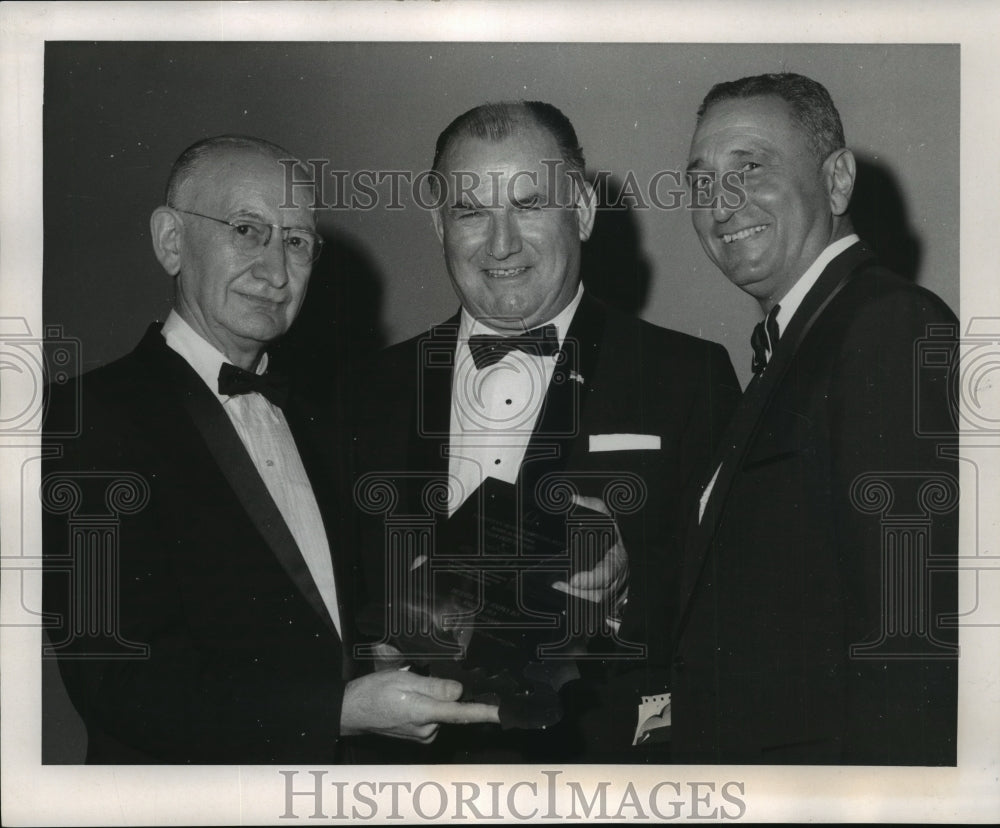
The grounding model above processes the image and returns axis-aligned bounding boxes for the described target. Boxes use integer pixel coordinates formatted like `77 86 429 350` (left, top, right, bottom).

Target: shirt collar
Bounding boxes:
458 283 585 349
161 309 268 403
773 234 860 336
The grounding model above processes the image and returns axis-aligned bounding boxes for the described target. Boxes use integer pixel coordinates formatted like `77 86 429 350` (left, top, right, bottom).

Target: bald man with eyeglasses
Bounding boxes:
42 134 498 764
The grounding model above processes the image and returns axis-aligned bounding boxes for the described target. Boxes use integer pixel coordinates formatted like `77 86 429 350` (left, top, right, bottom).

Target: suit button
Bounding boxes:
672 655 684 670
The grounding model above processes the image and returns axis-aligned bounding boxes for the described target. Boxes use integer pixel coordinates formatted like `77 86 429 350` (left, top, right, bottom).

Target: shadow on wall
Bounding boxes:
580 159 925 318
580 174 652 317
41 229 386 765
850 155 922 284
271 228 386 402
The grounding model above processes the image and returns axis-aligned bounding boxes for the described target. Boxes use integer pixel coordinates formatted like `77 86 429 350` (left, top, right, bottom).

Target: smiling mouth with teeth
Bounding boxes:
485 267 529 278
721 225 768 244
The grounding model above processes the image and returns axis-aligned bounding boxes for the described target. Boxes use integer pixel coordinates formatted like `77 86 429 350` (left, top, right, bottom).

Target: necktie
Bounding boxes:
750 304 781 375
217 362 290 408
467 323 559 369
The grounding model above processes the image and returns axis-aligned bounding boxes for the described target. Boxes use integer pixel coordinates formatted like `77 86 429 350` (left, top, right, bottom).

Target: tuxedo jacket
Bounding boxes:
353 293 740 760
42 324 356 764
670 243 959 765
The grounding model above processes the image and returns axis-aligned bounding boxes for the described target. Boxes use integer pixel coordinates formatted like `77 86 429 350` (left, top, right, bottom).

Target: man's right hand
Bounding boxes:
340 670 499 743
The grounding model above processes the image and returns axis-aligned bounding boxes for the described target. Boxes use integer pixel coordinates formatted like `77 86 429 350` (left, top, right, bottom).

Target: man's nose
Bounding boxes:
487 210 523 260
254 232 291 287
711 175 741 223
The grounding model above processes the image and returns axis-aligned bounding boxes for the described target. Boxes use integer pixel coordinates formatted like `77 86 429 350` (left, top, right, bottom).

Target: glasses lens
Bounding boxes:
284 229 323 264
230 220 270 256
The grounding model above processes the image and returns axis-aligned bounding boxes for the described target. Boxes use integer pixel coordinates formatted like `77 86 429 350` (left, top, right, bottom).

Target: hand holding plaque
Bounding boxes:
551 493 629 614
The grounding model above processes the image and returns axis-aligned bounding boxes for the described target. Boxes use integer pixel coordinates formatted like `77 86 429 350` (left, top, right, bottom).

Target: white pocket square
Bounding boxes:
588 433 661 452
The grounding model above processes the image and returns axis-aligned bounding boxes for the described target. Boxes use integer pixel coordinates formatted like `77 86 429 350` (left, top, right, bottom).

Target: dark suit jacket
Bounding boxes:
353 293 740 761
671 242 959 765
42 324 355 764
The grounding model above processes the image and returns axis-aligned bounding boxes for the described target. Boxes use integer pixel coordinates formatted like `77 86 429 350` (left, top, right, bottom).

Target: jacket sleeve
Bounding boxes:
43 377 346 764
826 284 958 764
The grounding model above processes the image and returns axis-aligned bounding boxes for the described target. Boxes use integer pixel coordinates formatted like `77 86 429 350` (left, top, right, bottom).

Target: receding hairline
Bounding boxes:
432 101 586 175
435 116 562 168
165 134 301 209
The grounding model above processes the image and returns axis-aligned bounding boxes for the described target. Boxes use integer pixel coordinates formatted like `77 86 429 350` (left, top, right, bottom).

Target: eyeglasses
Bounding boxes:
170 208 324 265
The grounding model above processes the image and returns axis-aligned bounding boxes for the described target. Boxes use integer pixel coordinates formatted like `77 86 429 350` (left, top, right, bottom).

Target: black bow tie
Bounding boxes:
750 304 781 375
467 324 559 369
217 362 290 408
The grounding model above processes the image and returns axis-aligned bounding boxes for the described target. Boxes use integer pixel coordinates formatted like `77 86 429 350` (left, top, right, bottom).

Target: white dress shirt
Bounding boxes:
697 235 861 523
446 285 584 514
773 234 859 339
162 311 341 634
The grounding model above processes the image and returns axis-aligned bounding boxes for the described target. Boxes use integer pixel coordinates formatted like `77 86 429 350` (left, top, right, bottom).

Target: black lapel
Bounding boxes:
135 325 339 638
673 242 876 640
520 294 607 497
407 315 459 495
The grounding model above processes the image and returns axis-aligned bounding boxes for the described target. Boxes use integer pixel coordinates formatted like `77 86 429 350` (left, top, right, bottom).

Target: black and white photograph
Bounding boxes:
1 0 997 824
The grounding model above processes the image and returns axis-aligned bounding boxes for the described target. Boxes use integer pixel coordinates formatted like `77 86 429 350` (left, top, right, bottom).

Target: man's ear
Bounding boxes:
825 148 856 218
430 206 445 244
574 177 597 242
150 206 183 276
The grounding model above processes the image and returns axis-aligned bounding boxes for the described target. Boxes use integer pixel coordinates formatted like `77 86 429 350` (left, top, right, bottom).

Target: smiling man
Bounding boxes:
43 134 498 763
354 102 739 762
672 73 959 764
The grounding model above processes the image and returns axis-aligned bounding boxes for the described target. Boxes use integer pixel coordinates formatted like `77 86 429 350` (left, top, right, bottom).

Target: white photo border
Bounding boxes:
2 1 998 824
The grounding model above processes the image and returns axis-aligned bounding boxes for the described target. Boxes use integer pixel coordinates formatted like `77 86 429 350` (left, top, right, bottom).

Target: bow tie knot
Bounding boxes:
467 324 559 369
217 362 290 408
750 304 781 375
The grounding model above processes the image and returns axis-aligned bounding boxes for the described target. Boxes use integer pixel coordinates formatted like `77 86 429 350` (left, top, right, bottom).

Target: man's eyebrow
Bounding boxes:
227 209 316 231
686 147 763 173
228 208 268 222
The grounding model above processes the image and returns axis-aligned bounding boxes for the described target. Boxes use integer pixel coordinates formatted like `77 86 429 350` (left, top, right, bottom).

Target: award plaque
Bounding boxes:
385 478 618 730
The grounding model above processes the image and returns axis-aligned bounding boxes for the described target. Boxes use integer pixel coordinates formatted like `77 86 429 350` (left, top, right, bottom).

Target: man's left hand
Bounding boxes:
551 494 628 614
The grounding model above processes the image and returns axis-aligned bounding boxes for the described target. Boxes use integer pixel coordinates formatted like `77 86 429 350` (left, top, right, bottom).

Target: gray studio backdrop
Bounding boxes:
41 41 958 762
44 42 957 384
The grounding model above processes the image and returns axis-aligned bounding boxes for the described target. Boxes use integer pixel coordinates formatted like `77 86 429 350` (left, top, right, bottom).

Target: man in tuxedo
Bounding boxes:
42 134 498 764
673 73 959 764
354 102 740 761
